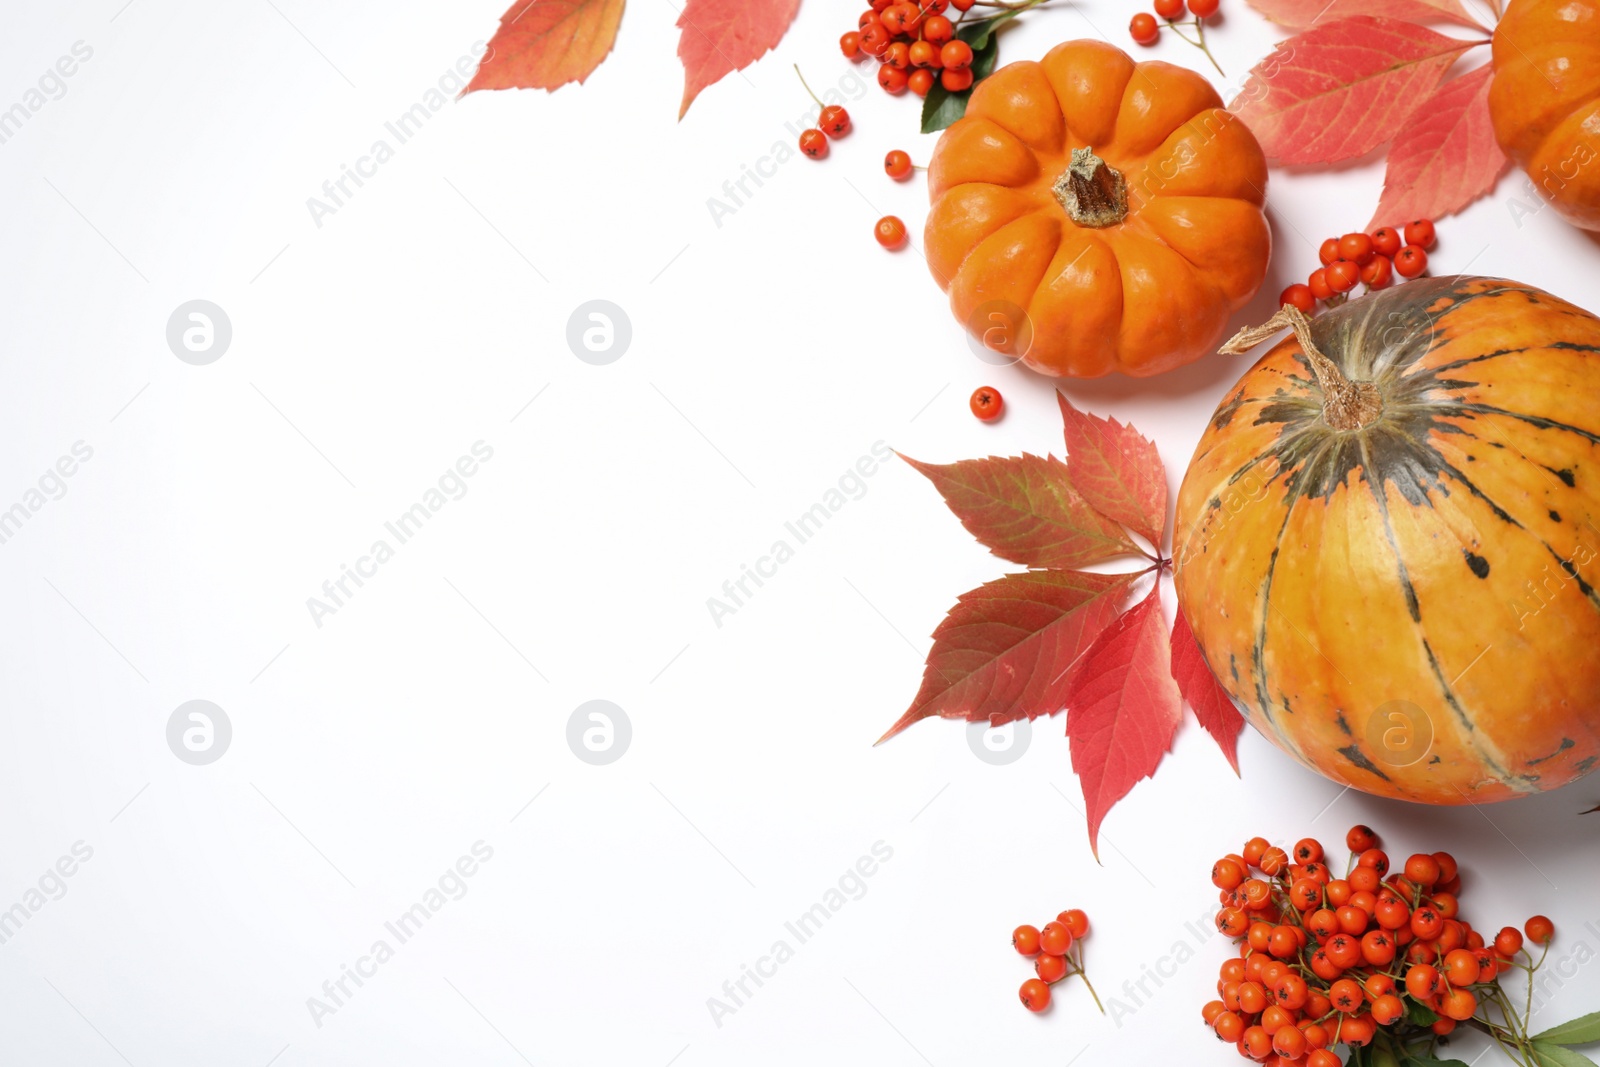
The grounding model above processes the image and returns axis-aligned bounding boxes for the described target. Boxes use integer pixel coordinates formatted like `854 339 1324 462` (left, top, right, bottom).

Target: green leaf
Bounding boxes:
918 21 1001 133
1405 1000 1441 1026
1535 1011 1600 1047
1532 1042 1600 1067
1403 1056 1471 1067
959 8 1019 49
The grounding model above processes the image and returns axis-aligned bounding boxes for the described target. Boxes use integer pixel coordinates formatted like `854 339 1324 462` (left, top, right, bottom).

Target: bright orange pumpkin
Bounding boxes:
1174 277 1600 804
925 39 1270 378
1489 0 1600 231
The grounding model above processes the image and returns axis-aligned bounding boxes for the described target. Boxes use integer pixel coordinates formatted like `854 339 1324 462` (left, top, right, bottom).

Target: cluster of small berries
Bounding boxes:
840 0 981 99
1279 220 1437 315
1012 909 1101 1013
1203 823 1557 1065
1129 0 1219 46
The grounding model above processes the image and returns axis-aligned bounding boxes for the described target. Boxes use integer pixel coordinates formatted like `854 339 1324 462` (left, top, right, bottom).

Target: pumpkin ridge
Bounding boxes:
1366 467 1529 794
1250 495 1304 738
1454 403 1600 447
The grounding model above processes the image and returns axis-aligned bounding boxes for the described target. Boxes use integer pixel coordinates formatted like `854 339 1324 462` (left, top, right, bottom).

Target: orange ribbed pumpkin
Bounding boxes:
924 39 1270 378
1490 0 1600 232
1174 277 1600 804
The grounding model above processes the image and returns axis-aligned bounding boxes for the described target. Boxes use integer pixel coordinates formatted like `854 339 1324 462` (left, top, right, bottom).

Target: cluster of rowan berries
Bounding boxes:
1012 908 1102 1013
1279 220 1437 315
1203 823 1556 1065
840 0 982 99
1128 0 1219 46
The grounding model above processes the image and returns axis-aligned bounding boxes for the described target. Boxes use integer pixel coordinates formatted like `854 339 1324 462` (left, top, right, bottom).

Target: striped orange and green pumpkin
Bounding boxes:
1174 276 1600 804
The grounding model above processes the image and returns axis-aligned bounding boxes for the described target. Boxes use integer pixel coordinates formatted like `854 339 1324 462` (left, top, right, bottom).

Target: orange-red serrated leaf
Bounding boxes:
1244 0 1483 32
465 0 626 94
1170 609 1245 775
1057 394 1168 549
1369 64 1506 227
676 0 800 119
900 453 1139 569
877 569 1139 743
1230 17 1480 165
1066 583 1181 860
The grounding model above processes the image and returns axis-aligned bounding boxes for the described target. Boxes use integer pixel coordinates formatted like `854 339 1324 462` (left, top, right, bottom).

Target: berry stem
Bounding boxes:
1071 966 1105 1014
794 64 824 108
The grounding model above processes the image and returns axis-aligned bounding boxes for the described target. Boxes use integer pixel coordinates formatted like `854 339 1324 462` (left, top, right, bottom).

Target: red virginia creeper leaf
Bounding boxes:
1057 393 1169 549
1066 583 1181 860
465 0 626 94
877 569 1140 743
1244 0 1484 32
1230 17 1481 165
1369 64 1507 227
676 0 800 119
899 453 1139 570
1170 609 1245 775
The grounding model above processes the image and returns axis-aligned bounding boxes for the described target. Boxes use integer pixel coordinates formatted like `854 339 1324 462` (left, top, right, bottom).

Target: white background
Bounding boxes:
2 1 1598 1065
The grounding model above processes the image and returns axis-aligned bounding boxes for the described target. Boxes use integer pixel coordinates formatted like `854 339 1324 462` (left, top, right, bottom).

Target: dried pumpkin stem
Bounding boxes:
1053 146 1128 228
1219 305 1383 431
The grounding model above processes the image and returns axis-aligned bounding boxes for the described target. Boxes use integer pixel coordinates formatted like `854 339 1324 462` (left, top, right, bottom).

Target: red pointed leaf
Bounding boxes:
1230 17 1480 165
1057 394 1169 549
1369 64 1507 227
900 453 1139 569
676 0 800 119
1066 584 1182 860
878 570 1140 743
1170 609 1245 775
465 0 626 94
1245 0 1484 32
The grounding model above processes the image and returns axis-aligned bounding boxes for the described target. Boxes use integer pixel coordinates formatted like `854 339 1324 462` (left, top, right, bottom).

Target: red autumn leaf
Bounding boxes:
1066 583 1181 860
1369 64 1506 227
877 570 1139 743
1230 17 1481 165
1170 609 1245 775
900 453 1139 570
1244 0 1484 32
465 0 626 94
1057 393 1169 549
676 0 801 119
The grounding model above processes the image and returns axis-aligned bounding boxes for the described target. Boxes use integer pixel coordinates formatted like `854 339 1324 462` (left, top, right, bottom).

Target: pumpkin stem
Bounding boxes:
1220 305 1383 431
1053 146 1128 228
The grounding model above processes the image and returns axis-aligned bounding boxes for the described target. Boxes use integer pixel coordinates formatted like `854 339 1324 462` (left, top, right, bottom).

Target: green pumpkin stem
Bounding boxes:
1221 305 1383 431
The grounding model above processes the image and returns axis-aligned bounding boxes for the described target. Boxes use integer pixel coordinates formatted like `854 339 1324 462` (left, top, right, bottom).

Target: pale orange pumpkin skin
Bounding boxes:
1490 0 1600 231
925 39 1270 378
1175 277 1600 805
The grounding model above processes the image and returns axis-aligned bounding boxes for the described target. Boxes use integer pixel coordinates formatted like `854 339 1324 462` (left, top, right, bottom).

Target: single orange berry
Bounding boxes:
970 386 1003 422
1526 915 1555 944
939 66 973 92
1013 924 1041 955
1059 909 1090 939
1020 977 1051 1012
873 215 908 250
1129 11 1160 44
1039 921 1072 956
884 150 914 181
1036 952 1067 983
